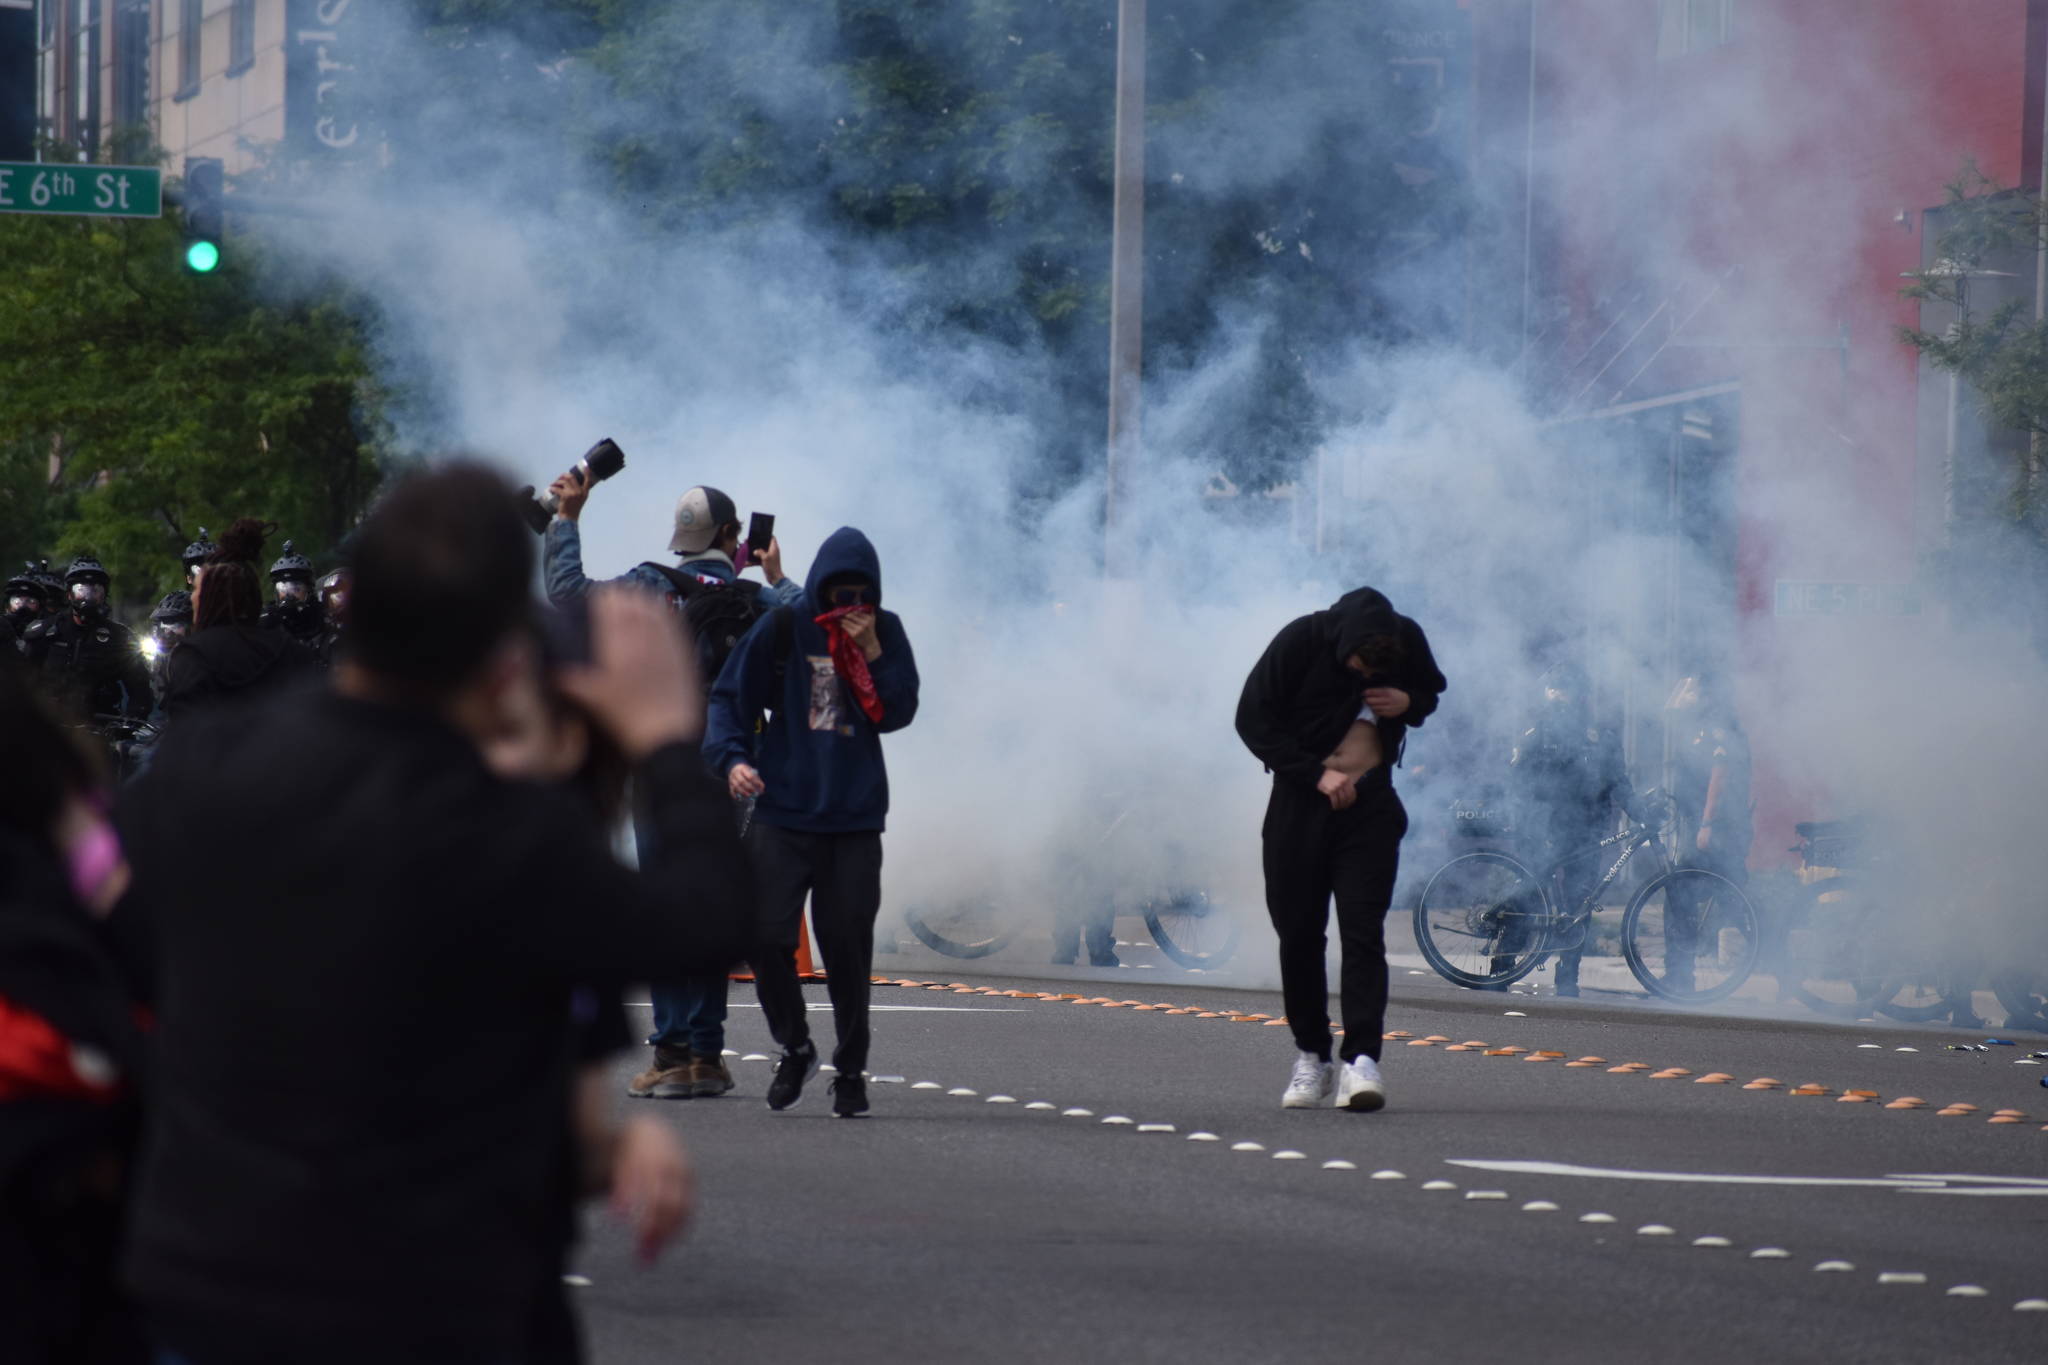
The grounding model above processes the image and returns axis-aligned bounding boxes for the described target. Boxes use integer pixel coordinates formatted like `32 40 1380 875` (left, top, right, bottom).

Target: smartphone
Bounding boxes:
746 512 775 555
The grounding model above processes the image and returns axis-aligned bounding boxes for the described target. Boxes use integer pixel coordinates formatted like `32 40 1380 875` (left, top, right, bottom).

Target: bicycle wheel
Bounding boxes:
903 901 1015 959
1869 977 1954 1023
1414 852 1550 988
1775 877 1885 1019
1142 890 1242 969
1622 870 1761 1005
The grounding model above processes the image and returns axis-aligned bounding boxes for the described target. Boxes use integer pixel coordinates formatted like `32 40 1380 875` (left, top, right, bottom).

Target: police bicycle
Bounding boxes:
1413 793 1764 1005
1771 819 1984 1024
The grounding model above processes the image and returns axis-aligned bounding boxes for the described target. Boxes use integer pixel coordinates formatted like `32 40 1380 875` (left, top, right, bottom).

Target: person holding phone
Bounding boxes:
1235 587 1445 1113
543 471 804 1104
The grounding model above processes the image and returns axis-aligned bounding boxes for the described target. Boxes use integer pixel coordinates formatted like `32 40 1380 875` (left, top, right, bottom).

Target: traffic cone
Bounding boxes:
731 915 826 983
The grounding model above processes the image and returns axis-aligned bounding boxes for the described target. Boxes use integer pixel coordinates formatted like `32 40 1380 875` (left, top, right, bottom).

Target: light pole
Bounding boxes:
1105 0 1145 577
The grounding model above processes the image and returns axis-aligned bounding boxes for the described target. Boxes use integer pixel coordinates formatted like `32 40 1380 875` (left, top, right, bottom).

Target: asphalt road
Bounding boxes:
571 962 2048 1365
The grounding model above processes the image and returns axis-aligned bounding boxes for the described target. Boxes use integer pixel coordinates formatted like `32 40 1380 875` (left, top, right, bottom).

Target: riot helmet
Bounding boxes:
143 589 193 660
30 560 65 614
65 554 112 620
316 567 350 618
269 540 315 603
181 527 218 585
5 564 43 623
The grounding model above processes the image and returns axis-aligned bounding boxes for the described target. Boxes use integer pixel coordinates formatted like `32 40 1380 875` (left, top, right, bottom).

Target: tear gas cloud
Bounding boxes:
267 2 2044 985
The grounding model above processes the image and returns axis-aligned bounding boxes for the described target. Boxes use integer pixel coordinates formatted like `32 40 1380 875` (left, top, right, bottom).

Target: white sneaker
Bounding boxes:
1281 1052 1337 1109
1335 1056 1386 1112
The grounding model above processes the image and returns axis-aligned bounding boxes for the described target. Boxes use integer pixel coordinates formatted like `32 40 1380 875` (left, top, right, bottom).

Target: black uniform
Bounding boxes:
22 613 153 723
1505 673 1638 994
1235 587 1446 1065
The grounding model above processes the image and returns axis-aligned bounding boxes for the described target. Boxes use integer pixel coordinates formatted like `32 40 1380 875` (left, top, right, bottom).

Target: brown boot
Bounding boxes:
627 1046 695 1099
688 1054 735 1098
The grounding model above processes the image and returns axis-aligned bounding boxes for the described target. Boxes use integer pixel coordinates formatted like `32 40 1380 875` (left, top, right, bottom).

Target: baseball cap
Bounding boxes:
668 485 739 556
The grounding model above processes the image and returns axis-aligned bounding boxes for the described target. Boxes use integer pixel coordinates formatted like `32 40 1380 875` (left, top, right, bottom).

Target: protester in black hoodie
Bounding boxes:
163 519 318 720
705 526 920 1118
1236 586 1445 1114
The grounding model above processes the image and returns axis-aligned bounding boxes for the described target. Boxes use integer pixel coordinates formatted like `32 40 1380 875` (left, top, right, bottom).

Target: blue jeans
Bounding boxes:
648 973 729 1055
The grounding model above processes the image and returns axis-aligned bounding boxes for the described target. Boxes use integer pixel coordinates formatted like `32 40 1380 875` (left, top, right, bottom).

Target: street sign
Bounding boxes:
0 162 163 218
1773 580 1924 618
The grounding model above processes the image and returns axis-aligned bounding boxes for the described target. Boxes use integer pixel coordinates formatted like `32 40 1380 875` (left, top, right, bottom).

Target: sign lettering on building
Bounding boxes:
286 0 363 158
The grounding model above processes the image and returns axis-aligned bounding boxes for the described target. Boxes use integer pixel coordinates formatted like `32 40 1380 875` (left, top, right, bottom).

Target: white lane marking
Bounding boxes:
1369 1169 1406 1180
1814 1261 1855 1273
1692 1236 1731 1248
1637 1225 1676 1236
1323 1160 1357 1170
1421 1180 1457 1191
1947 1285 1989 1297
1750 1248 1790 1259
1522 1201 1560 1212
1447 1160 2048 1195
1186 1132 1220 1142
1231 1141 1265 1153
1465 1190 1508 1201
1877 1271 1927 1285
1273 1150 1308 1161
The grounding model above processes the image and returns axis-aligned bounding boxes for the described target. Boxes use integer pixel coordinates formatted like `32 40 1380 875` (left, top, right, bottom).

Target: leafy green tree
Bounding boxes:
0 163 388 610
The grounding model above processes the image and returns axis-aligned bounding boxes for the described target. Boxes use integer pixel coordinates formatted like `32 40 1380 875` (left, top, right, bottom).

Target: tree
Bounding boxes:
0 162 388 608
1899 161 2048 527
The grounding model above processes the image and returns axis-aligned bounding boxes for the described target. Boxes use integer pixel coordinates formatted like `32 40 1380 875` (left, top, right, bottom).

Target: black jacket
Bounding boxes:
22 613 152 722
112 692 753 1365
1235 587 1446 788
162 624 319 719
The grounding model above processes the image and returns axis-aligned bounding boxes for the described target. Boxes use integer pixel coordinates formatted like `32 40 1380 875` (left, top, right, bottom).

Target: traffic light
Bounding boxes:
181 156 223 273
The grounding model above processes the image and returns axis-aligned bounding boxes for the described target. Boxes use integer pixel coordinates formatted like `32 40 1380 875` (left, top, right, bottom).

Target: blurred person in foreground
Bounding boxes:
545 467 804 1103
1236 587 1445 1113
705 527 920 1118
161 520 319 721
0 665 148 1365
112 464 753 1365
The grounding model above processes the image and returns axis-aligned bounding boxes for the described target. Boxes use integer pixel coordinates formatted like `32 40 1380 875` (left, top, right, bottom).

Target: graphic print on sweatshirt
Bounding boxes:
806 654 855 735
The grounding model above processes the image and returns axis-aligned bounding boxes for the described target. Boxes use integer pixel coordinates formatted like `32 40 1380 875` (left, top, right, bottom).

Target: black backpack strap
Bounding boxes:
638 561 700 597
772 605 795 683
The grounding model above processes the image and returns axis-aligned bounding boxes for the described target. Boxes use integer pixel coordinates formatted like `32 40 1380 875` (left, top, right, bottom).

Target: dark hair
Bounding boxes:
0 665 104 858
346 462 534 695
1351 632 1407 673
192 517 272 630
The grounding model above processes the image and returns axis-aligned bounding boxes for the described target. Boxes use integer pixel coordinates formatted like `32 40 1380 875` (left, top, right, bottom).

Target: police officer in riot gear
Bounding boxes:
182 527 219 589
1502 661 1642 998
143 590 194 694
2 563 46 656
316 567 349 660
31 560 66 617
262 541 327 653
22 554 153 722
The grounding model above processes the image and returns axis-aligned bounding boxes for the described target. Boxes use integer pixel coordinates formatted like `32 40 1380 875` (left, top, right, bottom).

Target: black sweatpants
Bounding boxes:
747 822 885 1075
1262 776 1408 1064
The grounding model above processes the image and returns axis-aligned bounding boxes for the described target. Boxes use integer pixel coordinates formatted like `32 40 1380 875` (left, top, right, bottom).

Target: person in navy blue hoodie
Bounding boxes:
704 527 919 1118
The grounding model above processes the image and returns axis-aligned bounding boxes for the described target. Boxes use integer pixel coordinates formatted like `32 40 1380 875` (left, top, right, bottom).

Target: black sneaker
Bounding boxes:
765 1042 818 1111
830 1074 869 1118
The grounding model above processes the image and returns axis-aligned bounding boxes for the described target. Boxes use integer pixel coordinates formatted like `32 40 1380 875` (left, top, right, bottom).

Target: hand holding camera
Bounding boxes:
518 438 627 534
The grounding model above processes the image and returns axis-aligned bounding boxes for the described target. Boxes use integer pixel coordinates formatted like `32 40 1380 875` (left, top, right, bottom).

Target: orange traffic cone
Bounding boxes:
731 916 826 983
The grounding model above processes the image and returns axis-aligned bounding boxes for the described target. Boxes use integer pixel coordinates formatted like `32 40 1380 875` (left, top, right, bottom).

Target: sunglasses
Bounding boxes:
825 584 875 607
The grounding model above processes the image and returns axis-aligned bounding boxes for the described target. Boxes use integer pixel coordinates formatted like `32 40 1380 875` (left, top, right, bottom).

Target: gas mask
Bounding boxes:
70 580 110 621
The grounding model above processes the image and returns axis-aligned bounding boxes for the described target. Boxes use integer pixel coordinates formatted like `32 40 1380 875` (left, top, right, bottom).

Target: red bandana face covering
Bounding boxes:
813 606 884 723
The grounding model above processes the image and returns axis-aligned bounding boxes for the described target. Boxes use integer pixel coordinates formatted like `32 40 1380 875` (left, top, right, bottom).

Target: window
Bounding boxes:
35 0 60 143
112 0 146 130
1657 0 1734 59
229 0 251 74
175 0 199 99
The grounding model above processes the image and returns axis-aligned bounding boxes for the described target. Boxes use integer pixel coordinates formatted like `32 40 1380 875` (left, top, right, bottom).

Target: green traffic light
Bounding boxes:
185 240 220 273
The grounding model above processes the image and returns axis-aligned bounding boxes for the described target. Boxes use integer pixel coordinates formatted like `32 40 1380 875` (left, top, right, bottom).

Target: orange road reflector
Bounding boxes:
1694 1073 1734 1084
1649 1068 1693 1079
1445 1045 1475 1052
1166 1008 1194 1015
1196 1011 1224 1018
1936 1107 1975 1117
1608 1064 1640 1073
1790 1084 1832 1096
1993 1109 2028 1118
1133 1005 1161 1011
1988 1115 2024 1124
1485 1047 1527 1056
1229 1014 1260 1022
1574 1056 1606 1064
1384 1030 1414 1040
1844 1089 1880 1098
1118 1000 1144 1006
1522 1053 1554 1062
1264 1019 1292 1026
1836 1094 1870 1103
1407 1039 1437 1046
1885 1098 1927 1109
1565 1061 1603 1068
1100 1002 1127 1008
1423 1035 1451 1043
1242 1013 1273 1020
1461 1041 1489 1048
1531 1050 1567 1059
1940 1103 1980 1113
1743 1079 1782 1090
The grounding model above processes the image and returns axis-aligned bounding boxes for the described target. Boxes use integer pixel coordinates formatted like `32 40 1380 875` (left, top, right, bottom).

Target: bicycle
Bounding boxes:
1772 819 1979 1024
902 886 1242 969
1413 797 1763 1005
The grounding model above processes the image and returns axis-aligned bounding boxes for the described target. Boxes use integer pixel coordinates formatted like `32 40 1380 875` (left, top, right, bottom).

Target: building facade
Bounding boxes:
1464 0 2046 862
19 0 358 173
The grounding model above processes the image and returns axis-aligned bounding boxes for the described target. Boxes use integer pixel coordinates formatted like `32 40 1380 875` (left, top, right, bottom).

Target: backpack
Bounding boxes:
639 563 770 685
